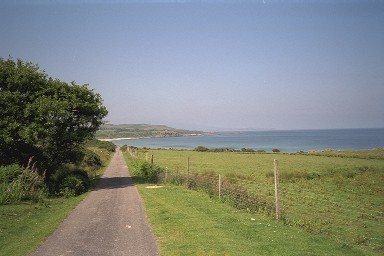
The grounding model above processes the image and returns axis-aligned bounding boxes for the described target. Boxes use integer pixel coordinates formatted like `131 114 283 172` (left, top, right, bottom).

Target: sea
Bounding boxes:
111 128 384 152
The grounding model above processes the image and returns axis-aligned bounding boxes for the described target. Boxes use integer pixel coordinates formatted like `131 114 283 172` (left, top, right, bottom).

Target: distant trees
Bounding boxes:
194 146 209 152
0 58 108 175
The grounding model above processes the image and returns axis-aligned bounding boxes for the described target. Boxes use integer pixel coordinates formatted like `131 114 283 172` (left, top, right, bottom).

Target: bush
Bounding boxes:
82 149 102 167
209 148 235 152
131 159 162 182
241 148 256 152
194 146 209 152
272 148 280 153
120 145 127 152
60 176 86 197
49 166 90 197
0 164 23 183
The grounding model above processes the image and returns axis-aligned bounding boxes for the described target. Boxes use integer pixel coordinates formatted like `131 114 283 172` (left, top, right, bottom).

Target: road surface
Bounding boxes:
33 150 159 256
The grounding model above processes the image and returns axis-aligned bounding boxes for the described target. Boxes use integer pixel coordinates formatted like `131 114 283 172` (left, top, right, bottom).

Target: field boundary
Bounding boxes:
127 147 384 254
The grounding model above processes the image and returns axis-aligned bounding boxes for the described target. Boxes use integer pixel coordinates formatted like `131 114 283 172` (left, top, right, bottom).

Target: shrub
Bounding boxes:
194 146 209 152
60 176 86 197
0 164 23 183
131 159 162 182
82 149 102 167
272 148 280 153
49 166 90 197
120 145 127 152
241 148 256 152
209 148 235 152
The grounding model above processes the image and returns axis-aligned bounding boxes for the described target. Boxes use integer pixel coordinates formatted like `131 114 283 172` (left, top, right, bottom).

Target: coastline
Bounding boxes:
98 137 135 141
97 133 205 142
98 129 384 152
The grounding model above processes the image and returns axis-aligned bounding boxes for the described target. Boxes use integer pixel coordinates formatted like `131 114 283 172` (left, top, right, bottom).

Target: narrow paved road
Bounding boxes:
33 150 159 256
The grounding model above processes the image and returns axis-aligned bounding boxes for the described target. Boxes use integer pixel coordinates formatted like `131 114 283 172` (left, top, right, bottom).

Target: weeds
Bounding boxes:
0 159 46 205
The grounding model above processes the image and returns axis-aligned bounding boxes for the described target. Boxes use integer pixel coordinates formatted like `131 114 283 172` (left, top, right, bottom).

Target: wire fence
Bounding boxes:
127 148 384 253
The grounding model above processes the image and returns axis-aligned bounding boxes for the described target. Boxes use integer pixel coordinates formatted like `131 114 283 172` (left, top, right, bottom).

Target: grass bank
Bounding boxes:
0 196 86 256
127 148 384 255
134 182 367 255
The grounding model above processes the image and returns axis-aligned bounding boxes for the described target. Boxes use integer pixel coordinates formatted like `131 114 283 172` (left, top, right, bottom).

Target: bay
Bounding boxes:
111 128 384 152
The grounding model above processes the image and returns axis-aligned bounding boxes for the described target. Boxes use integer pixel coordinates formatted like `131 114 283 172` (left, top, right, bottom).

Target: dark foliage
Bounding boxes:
48 166 91 196
0 58 108 174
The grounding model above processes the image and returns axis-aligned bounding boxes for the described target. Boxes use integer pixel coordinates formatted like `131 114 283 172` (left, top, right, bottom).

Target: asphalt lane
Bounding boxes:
33 150 159 256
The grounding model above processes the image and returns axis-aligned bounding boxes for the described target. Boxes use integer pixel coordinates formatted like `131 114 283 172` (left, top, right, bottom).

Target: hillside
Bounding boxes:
96 124 205 139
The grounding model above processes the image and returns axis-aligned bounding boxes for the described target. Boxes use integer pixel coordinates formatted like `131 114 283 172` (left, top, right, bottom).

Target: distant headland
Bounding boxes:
96 123 208 141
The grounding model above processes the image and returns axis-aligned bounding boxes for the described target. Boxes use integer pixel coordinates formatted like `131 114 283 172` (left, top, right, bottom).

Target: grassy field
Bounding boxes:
130 148 384 255
134 180 369 255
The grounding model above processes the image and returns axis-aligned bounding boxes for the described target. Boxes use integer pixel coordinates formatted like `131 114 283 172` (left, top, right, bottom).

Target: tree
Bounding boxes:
0 57 108 175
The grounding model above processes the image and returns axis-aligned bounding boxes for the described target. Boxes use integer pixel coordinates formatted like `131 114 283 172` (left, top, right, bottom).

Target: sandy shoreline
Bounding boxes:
98 137 136 141
98 133 205 142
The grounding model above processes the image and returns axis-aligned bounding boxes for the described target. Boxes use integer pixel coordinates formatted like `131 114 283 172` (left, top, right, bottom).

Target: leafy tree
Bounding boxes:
0 58 108 175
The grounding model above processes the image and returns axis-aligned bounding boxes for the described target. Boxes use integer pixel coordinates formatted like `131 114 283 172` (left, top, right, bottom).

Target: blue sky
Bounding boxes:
1 0 383 130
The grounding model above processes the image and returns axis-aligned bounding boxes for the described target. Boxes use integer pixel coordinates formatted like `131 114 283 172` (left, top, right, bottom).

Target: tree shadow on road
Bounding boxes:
93 176 135 190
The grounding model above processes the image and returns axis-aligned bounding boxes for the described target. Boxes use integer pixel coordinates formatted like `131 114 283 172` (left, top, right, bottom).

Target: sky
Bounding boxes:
1 0 384 131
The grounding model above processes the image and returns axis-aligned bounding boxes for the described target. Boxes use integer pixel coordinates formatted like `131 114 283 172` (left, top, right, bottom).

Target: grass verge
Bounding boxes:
0 195 86 256
135 182 369 256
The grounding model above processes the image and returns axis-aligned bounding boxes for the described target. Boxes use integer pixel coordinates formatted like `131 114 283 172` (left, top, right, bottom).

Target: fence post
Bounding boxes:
274 159 281 220
187 157 190 183
219 174 221 199
151 154 154 165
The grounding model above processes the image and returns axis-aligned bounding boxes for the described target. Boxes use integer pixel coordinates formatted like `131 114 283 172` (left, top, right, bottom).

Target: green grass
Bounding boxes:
135 182 369 255
131 149 384 255
142 149 384 178
0 195 86 256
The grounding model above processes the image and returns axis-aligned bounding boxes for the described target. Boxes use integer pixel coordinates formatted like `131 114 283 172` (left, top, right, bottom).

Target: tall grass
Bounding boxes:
0 160 46 205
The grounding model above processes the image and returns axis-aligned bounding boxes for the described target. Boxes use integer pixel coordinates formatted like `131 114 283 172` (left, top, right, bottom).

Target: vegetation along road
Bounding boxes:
33 150 158 256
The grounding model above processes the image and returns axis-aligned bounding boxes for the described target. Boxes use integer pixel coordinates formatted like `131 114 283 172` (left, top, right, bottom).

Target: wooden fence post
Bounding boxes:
274 159 281 220
219 174 221 199
151 154 154 165
187 157 190 182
